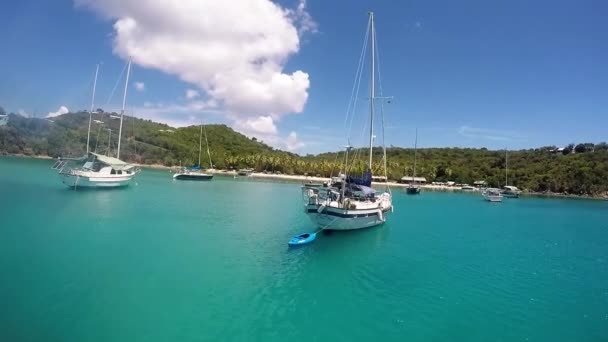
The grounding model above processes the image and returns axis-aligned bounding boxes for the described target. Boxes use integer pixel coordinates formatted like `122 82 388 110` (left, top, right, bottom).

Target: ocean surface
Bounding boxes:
1 156 607 341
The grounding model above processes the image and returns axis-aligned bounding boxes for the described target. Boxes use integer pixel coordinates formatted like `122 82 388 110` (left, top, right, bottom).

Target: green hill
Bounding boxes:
0 110 286 168
1 107 607 196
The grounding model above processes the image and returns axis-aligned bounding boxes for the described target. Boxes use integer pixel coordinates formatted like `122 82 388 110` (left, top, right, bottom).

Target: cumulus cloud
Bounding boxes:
47 105 69 118
134 81 145 91
290 0 318 35
185 89 200 99
285 131 305 151
75 0 314 122
235 115 277 135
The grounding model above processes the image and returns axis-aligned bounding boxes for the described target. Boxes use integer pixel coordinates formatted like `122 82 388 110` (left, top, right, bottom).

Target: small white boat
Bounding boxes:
461 185 476 191
237 168 254 176
482 188 503 202
502 185 521 198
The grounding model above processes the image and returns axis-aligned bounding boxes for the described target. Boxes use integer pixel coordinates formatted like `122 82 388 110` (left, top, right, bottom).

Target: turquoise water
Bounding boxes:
1 156 607 341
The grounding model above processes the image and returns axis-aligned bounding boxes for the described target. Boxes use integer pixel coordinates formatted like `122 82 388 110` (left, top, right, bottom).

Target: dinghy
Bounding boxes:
288 232 317 246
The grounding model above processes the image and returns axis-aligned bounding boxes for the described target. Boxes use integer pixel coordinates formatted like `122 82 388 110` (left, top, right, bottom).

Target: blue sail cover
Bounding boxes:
346 168 372 187
188 164 201 170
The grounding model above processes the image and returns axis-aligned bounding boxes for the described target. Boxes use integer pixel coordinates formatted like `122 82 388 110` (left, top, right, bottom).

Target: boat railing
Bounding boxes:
51 160 68 171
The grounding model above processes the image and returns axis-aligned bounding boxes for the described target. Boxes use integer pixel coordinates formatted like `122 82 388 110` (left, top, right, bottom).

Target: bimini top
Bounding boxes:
348 184 376 197
90 152 134 170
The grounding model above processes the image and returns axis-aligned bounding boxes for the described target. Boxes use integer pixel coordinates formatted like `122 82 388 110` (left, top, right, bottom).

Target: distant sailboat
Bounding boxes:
52 59 138 188
406 128 421 195
482 188 503 202
501 149 521 198
173 123 213 181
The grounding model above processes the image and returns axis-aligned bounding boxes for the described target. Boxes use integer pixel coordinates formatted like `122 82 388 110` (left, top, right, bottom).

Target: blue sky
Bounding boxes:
0 0 606 154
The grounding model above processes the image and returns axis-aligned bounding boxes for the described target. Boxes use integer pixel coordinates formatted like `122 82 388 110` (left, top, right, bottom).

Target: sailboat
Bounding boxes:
501 149 520 198
406 128 421 195
53 59 138 188
173 123 213 181
301 12 393 231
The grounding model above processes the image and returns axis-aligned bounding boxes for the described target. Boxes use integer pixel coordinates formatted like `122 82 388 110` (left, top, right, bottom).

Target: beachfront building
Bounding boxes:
401 176 427 184
473 180 487 188
372 175 388 183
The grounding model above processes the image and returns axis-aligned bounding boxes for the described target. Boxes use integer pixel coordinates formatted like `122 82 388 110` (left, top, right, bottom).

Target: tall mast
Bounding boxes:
117 57 132 159
198 123 203 167
106 129 112 157
86 63 100 154
413 128 418 178
203 123 212 168
368 12 375 168
505 149 508 186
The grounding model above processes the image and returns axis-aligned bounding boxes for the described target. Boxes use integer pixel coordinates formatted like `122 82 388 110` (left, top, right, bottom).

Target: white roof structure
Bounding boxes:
401 176 427 183
90 152 134 170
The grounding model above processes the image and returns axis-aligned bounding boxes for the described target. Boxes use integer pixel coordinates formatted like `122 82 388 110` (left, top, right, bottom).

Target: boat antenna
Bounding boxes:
203 123 212 168
117 57 132 160
86 63 100 154
368 11 375 169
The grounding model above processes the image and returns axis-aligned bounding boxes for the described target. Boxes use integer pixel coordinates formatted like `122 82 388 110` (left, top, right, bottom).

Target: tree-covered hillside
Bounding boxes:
1 108 607 196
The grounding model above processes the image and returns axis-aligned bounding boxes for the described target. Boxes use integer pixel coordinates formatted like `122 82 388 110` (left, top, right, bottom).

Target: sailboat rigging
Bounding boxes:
406 128 421 194
173 122 214 181
501 149 521 198
52 58 139 188
301 12 393 230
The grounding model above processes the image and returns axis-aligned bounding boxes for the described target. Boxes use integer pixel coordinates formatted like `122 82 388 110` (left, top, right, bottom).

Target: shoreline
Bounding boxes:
3 154 607 200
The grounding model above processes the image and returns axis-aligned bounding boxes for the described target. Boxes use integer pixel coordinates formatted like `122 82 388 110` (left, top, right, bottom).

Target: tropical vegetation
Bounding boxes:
1 107 607 196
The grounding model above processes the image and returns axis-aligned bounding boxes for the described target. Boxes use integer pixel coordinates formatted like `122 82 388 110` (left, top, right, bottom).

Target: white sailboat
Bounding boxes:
173 123 213 181
482 188 503 202
53 59 138 188
301 12 393 231
501 150 521 198
406 128 421 195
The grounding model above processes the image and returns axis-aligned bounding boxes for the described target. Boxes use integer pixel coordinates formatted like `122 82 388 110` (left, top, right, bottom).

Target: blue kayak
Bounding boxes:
288 232 317 246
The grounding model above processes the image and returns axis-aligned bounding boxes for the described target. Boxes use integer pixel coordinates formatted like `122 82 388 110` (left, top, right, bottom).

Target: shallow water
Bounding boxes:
1 157 607 341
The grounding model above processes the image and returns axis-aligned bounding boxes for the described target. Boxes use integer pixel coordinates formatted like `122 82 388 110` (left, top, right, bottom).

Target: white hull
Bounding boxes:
60 172 133 188
305 205 391 230
483 195 503 202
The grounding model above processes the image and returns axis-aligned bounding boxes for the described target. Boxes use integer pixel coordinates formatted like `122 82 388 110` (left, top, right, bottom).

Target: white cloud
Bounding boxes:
17 109 29 117
76 0 314 121
185 89 200 99
134 81 145 91
235 115 277 135
289 0 318 35
285 131 305 151
132 100 225 127
47 105 69 118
